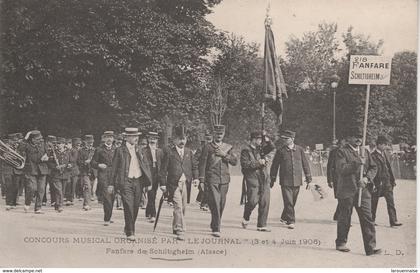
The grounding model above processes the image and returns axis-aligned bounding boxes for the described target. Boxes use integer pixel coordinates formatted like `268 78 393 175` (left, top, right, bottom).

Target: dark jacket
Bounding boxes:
241 144 269 188
371 149 395 196
91 144 116 186
23 142 49 176
335 144 377 199
159 146 198 194
144 145 163 186
198 142 238 185
50 149 72 180
327 147 340 198
77 146 95 177
270 144 312 187
69 148 80 177
110 144 152 190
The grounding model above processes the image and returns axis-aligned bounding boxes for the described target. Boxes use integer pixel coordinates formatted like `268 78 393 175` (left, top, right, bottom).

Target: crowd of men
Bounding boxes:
0 124 403 255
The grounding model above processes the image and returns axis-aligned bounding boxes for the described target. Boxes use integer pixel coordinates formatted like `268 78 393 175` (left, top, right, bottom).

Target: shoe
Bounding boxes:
177 234 185 241
110 220 114 224
148 217 156 223
336 245 351 252
104 221 110 226
201 207 209 212
11 206 16 209
117 206 123 210
366 249 382 256
374 223 378 226
391 222 403 227
83 206 91 211
279 219 287 225
69 202 74 206
35 210 45 214
51 202 56 207
257 227 271 232
57 208 63 213
24 205 29 213
127 235 136 241
42 202 47 206
241 219 249 229
287 223 295 229
212 232 221 237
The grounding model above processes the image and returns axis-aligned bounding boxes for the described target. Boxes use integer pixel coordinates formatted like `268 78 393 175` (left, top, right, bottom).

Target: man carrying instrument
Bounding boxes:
198 124 238 237
78 134 96 211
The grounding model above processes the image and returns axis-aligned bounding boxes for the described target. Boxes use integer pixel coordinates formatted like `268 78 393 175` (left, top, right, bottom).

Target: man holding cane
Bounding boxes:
334 127 380 255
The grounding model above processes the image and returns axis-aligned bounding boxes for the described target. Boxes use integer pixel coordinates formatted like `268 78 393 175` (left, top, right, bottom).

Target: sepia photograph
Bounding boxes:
0 0 417 269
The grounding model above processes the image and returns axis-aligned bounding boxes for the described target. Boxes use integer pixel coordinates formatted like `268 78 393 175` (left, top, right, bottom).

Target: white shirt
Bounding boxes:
175 145 187 182
149 144 157 166
126 142 141 179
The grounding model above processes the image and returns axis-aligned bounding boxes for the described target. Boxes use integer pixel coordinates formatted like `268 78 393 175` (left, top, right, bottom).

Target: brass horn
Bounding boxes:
0 139 25 169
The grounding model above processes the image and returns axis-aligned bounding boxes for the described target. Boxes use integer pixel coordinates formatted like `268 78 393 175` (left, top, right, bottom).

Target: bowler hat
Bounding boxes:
376 135 389 145
250 131 263 140
280 130 296 139
345 127 363 138
122 128 141 136
173 126 187 139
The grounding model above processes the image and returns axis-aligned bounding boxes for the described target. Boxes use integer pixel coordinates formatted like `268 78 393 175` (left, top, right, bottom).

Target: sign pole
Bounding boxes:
358 84 370 207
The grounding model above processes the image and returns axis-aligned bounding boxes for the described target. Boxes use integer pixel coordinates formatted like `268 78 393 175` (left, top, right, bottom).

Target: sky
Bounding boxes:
206 0 418 57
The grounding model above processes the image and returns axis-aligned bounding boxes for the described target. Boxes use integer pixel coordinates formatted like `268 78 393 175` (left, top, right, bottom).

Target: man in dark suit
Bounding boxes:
144 131 163 223
270 130 312 229
334 128 381 256
78 135 96 211
159 126 199 240
110 128 152 241
327 138 346 221
22 130 50 214
198 125 238 237
67 137 81 205
91 131 117 226
371 135 402 228
195 130 213 211
241 131 271 232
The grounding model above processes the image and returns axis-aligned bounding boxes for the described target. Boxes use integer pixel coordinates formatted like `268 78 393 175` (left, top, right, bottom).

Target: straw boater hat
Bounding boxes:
147 131 159 139
122 128 141 136
103 131 114 137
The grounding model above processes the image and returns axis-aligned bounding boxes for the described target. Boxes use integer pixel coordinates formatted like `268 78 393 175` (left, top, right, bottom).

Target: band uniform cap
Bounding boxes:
250 131 263 139
123 128 141 136
280 130 296 139
65 138 72 144
213 125 225 134
72 137 82 144
30 130 42 139
83 135 95 142
103 131 114 137
47 135 57 142
147 131 159 138
8 133 20 141
173 126 187 139
376 135 390 145
56 137 66 144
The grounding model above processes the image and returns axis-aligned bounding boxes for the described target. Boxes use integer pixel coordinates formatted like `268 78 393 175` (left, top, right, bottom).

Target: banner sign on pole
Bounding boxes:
349 55 392 85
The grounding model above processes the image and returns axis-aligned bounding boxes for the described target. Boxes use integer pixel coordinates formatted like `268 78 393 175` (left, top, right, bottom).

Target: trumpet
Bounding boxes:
0 139 25 169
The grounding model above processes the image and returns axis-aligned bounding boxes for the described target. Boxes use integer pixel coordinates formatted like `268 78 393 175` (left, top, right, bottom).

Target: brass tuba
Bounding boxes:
0 139 25 169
